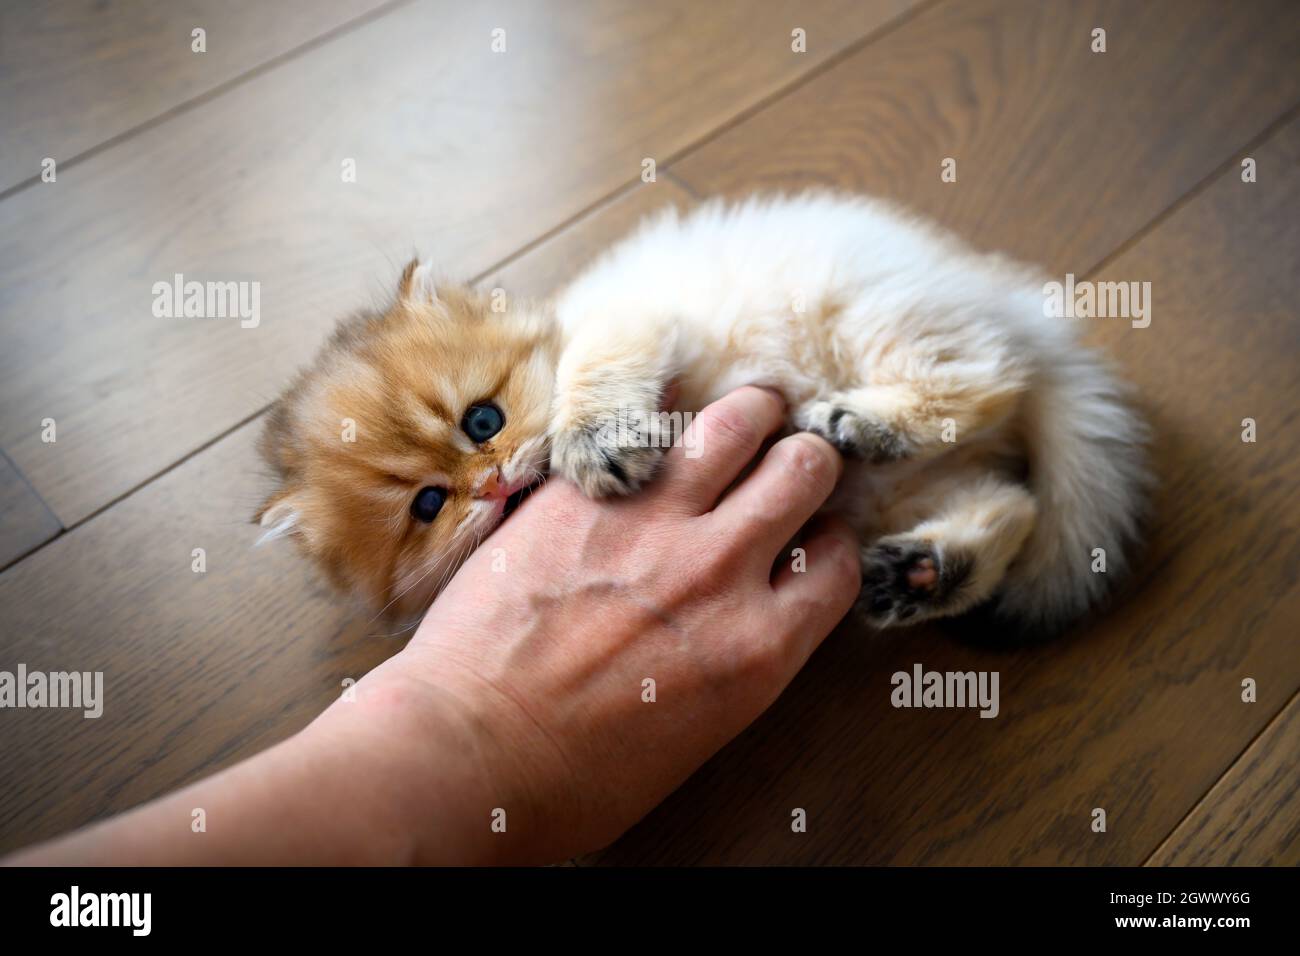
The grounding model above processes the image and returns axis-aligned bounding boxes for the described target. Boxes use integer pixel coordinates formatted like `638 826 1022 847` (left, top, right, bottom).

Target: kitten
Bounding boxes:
257 192 1149 634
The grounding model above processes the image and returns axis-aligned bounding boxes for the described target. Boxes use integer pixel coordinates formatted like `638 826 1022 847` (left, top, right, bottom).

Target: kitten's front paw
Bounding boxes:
797 399 909 463
856 537 971 628
550 415 668 497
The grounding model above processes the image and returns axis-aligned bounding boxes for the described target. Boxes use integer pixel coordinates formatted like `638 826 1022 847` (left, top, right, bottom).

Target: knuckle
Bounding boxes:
734 384 784 418
772 434 839 492
700 513 768 568
700 400 759 453
824 536 863 591
735 632 787 684
686 534 750 589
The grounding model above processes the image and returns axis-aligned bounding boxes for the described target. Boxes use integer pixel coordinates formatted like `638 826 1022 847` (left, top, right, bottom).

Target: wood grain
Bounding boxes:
1148 690 1300 866
0 0 914 528
0 0 396 194
672 0 1300 277
0 181 690 855
0 419 401 854
2 0 1296 867
594 113 1300 865
483 181 694 297
0 451 61 570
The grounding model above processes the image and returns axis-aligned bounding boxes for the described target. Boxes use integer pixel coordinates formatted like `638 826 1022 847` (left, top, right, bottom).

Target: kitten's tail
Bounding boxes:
992 343 1152 636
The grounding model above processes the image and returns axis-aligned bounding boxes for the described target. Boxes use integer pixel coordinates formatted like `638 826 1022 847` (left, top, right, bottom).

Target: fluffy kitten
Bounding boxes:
257 192 1149 634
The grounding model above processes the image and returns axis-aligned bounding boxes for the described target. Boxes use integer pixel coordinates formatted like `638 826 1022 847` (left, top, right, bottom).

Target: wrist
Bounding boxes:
311 652 539 865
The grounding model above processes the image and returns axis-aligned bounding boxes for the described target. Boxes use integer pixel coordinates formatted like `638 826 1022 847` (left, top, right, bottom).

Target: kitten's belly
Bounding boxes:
829 457 932 536
672 369 1020 542
671 372 921 535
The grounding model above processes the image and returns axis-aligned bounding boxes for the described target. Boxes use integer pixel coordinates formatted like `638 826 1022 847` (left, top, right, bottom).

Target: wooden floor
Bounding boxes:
1 0 1297 865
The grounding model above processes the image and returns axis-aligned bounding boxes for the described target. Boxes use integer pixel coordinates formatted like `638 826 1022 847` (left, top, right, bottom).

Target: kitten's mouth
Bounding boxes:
502 479 542 519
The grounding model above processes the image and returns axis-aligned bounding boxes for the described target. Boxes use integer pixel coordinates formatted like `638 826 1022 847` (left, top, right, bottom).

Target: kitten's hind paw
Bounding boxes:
796 398 909 463
857 537 972 628
550 415 668 498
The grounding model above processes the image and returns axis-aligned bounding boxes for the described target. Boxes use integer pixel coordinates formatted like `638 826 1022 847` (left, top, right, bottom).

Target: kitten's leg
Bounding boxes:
549 322 678 497
858 476 1036 628
795 372 1026 462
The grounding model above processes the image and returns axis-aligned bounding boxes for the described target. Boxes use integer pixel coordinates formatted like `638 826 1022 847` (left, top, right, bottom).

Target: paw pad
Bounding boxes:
858 540 969 627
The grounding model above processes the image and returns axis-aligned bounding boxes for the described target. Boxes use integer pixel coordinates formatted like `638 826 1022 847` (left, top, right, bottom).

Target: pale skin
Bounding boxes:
7 387 860 866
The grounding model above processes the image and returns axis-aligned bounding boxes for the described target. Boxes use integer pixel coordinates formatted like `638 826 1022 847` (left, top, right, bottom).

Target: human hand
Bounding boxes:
337 386 860 864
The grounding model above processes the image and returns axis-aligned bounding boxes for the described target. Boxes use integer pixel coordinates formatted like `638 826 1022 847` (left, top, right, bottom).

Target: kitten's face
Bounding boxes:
257 262 558 621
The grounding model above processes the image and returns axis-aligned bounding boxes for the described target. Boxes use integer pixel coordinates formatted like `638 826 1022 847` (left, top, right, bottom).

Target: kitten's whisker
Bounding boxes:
370 558 443 624
368 617 423 640
427 520 482 601
370 509 488 625
376 564 443 622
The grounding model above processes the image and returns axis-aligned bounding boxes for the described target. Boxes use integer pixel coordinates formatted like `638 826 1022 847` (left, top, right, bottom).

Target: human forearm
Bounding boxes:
5 664 496 866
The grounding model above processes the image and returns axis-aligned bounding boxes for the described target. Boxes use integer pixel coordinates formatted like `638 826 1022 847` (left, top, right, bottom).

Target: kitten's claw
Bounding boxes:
856 537 971 628
550 421 667 498
797 399 909 462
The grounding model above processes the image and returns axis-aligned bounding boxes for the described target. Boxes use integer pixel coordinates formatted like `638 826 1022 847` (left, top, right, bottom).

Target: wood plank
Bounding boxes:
0 181 690 855
0 451 61 569
0 0 395 194
0 0 915 528
0 419 400 854
595 112 1300 865
5 0 1295 867
672 0 1300 277
483 181 694 296
1148 691 1300 866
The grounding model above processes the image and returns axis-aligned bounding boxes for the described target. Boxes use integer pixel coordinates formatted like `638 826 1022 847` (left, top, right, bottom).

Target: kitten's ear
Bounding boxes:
398 257 439 304
254 489 305 546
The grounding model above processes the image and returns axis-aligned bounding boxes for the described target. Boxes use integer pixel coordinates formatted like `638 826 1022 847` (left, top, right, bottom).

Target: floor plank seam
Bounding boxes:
1141 684 1300 866
659 0 944 180
0 0 416 205
661 169 701 200
0 446 63 573
465 180 651 288
0 535 61 577
1079 99 1300 282
9 406 270 560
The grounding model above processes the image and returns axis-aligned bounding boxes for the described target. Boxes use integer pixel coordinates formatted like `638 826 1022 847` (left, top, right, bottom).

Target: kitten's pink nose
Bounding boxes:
475 470 508 500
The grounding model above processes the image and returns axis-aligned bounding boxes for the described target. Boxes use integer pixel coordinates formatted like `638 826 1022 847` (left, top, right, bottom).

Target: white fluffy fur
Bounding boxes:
549 192 1150 634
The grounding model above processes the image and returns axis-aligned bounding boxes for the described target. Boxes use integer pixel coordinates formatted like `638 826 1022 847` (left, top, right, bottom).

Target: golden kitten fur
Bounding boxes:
258 270 556 617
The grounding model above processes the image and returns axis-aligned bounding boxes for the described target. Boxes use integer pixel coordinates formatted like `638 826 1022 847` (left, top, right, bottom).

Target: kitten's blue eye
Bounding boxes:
462 403 504 443
411 486 446 523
